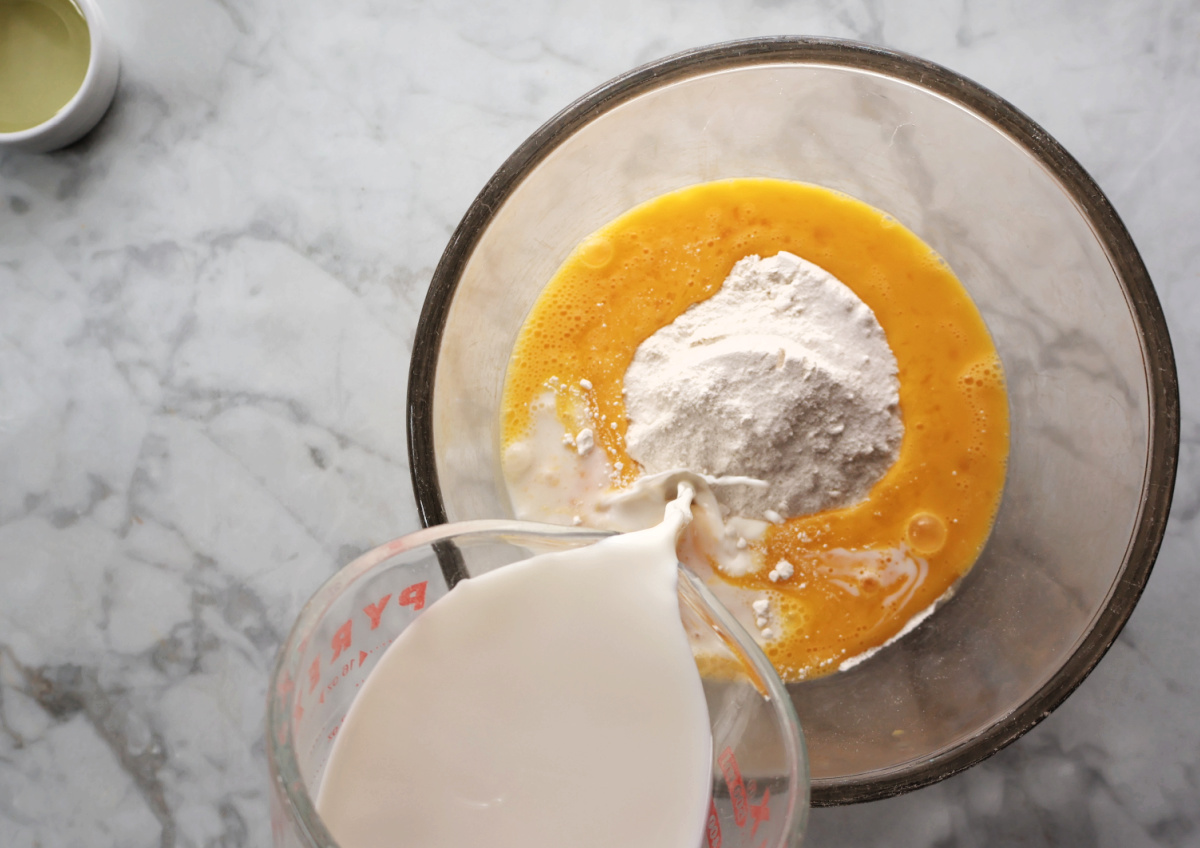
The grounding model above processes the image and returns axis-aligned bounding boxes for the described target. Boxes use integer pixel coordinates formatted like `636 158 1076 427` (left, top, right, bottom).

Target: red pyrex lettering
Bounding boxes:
399 581 427 610
303 580 432 705
718 747 748 827
363 594 392 630
331 620 353 662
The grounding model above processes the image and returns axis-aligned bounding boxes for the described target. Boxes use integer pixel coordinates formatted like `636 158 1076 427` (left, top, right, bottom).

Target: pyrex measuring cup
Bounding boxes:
267 519 809 847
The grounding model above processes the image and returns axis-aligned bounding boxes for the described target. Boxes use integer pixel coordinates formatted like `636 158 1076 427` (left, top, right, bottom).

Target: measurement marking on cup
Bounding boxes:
301 581 428 697
328 714 347 742
706 799 721 848
288 577 436 776
718 747 748 827
290 575 432 772
315 637 400 703
748 787 771 837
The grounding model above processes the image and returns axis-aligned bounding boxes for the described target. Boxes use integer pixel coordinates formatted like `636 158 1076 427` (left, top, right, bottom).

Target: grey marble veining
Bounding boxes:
1 0 1198 846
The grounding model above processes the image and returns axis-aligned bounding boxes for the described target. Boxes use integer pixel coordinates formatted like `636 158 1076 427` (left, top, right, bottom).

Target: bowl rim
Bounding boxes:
405 35 1180 805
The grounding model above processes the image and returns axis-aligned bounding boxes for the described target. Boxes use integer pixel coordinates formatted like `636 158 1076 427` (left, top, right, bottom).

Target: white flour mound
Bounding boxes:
623 252 902 521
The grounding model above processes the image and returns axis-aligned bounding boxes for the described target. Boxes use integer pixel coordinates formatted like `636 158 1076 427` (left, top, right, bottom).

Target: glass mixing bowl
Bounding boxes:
267 521 809 848
406 37 1179 804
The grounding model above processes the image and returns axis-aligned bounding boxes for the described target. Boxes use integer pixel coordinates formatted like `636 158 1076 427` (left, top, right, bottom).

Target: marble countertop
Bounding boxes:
2 1 1198 845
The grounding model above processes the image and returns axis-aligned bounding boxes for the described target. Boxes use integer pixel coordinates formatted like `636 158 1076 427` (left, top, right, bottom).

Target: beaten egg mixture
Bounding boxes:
501 178 1008 682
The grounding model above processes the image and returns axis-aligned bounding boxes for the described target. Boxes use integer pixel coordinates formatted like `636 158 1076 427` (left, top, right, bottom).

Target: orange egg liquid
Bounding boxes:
501 179 1009 682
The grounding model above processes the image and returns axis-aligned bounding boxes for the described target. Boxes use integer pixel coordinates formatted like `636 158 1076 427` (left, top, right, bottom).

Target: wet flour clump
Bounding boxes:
623 252 903 521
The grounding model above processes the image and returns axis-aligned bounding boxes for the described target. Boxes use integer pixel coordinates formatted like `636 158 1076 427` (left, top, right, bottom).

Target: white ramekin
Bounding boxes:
0 0 120 154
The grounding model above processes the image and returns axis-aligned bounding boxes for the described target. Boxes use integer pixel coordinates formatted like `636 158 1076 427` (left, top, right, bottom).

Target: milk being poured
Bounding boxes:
316 489 712 848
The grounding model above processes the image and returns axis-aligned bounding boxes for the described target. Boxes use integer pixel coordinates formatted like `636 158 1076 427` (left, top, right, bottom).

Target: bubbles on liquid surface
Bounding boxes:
578 236 615 269
906 512 948 555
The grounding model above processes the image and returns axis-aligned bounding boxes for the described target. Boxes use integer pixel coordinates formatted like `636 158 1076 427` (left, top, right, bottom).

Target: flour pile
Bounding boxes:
622 252 902 521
